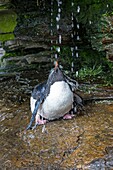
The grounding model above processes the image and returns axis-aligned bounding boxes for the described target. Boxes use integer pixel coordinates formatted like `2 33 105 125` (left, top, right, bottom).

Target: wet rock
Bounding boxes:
85 159 105 170
0 0 77 72
4 38 49 52
1 37 52 70
0 71 113 169
105 147 113 168
1 52 51 67
84 147 113 170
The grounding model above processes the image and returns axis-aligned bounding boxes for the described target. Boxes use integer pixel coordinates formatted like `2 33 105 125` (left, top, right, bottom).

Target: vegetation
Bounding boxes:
53 45 113 85
0 9 17 41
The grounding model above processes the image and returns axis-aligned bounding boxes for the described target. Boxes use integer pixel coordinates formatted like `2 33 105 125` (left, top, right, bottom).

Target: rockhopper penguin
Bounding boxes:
27 61 83 130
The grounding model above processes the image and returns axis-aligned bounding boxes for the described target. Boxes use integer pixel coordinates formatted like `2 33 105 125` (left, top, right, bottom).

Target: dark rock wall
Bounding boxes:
1 0 76 71
0 0 113 73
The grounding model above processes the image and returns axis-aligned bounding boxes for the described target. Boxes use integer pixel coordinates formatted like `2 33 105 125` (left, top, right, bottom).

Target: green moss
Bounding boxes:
0 9 17 39
0 33 15 42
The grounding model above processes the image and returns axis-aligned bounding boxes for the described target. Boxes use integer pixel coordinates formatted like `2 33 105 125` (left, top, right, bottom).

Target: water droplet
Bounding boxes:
71 2 74 6
77 24 79 29
77 6 80 13
71 62 74 72
76 52 79 58
56 16 60 22
50 29 53 35
55 53 58 59
57 13 61 20
71 13 74 20
59 35 62 44
89 20 92 24
57 24 60 30
77 35 80 40
56 47 60 53
58 8 61 13
72 23 74 28
76 71 79 76
75 46 78 50
71 33 74 38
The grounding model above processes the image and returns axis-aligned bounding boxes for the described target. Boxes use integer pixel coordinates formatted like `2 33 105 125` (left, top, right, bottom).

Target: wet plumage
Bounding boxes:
27 62 83 130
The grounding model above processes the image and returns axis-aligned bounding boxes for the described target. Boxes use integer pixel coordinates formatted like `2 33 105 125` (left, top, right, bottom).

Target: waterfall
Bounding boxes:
50 0 81 75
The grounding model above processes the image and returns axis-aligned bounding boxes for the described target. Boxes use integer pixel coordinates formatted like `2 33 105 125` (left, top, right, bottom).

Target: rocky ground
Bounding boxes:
0 70 113 170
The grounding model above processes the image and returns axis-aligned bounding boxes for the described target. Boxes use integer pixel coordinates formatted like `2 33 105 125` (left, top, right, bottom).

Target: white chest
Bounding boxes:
41 81 73 120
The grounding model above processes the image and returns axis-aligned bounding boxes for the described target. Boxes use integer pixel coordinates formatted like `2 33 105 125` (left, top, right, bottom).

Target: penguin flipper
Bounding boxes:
26 82 46 130
26 99 42 130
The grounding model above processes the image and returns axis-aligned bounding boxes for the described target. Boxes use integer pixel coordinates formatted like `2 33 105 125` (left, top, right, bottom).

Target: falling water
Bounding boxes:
74 6 80 76
76 5 80 76
50 0 54 54
71 1 74 72
55 0 62 59
50 0 81 75
77 5 80 13
50 0 62 60
71 2 80 75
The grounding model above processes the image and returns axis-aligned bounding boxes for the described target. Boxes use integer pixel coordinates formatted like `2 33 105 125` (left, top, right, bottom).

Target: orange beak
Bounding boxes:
55 61 58 69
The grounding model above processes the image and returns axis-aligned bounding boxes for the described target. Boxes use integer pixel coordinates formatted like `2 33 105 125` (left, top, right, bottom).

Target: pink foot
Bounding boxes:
36 114 47 125
31 114 48 129
36 118 47 125
63 113 74 120
32 118 47 129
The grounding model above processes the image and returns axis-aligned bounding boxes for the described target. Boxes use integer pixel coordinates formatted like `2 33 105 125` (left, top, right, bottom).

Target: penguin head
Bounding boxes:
47 61 65 85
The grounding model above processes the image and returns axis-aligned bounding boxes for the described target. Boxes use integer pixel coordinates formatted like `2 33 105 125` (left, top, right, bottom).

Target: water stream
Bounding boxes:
51 0 62 59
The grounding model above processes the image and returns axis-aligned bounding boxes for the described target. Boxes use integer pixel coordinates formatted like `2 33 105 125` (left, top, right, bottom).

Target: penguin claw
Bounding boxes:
63 113 75 120
32 119 47 130
37 119 47 125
